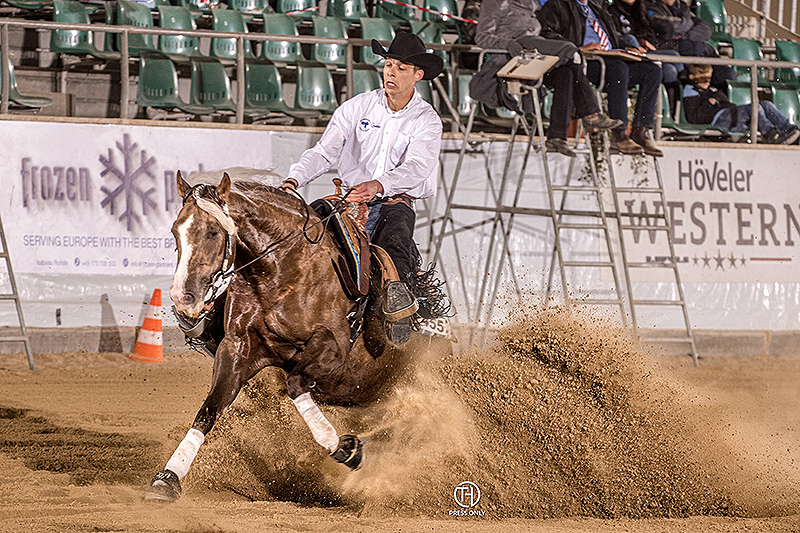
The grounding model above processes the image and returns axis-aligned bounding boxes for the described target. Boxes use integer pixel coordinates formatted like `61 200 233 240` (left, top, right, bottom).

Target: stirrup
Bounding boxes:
383 281 418 321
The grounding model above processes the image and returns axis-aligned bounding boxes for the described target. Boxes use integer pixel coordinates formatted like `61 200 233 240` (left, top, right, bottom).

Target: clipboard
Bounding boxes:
585 49 644 61
497 50 560 81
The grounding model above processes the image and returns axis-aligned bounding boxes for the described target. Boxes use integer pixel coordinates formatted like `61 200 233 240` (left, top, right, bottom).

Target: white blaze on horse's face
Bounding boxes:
170 213 196 315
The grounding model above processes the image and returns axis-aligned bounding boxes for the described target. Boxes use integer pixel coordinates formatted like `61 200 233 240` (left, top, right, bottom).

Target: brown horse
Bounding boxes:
145 171 417 502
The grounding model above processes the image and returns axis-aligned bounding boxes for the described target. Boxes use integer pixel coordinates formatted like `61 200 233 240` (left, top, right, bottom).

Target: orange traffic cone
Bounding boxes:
130 289 163 363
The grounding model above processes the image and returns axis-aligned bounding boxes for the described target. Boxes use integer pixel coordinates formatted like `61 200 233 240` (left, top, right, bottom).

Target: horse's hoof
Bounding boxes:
330 434 364 470
144 469 182 502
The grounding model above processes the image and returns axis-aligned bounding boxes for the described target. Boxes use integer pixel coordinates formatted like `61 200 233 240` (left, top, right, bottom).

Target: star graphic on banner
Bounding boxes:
728 253 738 268
702 252 712 268
714 250 726 270
739 254 747 267
692 255 699 266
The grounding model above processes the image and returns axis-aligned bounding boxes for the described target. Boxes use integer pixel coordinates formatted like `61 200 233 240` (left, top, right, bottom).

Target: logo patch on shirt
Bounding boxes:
358 118 380 131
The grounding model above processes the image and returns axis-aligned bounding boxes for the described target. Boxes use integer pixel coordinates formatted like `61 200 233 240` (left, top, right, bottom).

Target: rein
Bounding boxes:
181 183 352 307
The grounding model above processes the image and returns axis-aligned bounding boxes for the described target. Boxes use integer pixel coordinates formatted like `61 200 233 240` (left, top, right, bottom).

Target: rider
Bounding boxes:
279 32 444 346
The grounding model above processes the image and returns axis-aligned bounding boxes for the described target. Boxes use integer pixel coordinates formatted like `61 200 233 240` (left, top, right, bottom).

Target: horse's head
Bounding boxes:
170 171 236 318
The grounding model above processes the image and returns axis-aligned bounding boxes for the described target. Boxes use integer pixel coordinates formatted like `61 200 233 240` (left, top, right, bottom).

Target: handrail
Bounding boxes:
1 15 800 143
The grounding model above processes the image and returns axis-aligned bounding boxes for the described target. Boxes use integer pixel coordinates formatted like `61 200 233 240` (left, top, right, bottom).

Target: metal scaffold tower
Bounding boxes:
427 51 698 365
0 207 33 370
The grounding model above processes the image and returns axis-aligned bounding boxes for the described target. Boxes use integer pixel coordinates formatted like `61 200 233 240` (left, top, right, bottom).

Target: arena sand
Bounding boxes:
0 309 798 532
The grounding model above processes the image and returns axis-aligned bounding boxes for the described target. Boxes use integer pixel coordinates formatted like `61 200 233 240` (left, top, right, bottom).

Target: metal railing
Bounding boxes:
1 16 799 144
0 17 475 122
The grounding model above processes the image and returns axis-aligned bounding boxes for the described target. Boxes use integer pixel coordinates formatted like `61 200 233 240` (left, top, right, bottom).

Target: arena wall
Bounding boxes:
1 117 798 356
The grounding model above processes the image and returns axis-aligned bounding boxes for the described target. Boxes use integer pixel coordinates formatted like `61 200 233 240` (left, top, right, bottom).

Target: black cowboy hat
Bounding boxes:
371 32 444 81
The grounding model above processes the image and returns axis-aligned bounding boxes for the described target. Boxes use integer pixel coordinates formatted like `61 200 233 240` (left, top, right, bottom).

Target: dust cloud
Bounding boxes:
187 309 799 519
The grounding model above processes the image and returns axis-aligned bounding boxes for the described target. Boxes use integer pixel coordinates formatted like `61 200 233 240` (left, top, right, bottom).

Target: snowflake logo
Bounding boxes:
99 133 157 232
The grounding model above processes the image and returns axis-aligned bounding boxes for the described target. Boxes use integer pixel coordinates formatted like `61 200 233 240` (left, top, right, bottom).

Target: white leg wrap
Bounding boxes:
165 428 205 480
292 392 339 452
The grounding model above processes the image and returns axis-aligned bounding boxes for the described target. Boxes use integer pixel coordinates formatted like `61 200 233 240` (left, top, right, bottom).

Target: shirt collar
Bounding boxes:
379 88 419 115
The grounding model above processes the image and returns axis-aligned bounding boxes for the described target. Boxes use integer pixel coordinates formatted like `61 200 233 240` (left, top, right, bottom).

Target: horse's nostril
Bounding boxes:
183 293 196 305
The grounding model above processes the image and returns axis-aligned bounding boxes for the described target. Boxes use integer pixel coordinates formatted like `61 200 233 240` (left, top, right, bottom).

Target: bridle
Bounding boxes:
175 182 351 332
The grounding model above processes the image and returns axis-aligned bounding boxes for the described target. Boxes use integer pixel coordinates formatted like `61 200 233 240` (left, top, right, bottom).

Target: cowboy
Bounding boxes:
279 32 444 346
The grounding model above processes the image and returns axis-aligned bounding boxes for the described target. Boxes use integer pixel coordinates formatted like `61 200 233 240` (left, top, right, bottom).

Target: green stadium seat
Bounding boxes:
325 0 368 23
157 6 205 62
277 0 317 19
409 20 448 67
243 59 299 116
294 60 338 114
770 83 800 126
727 80 752 106
730 38 769 86
692 0 731 43
422 0 458 29
311 16 347 67
416 79 434 106
775 40 800 86
137 53 215 115
456 70 474 117
190 58 237 113
5 0 50 9
50 0 120 60
1 56 54 109
375 0 415 26
176 0 221 12
229 0 267 14
262 13 305 65
359 17 394 65
352 63 382 96
116 0 159 57
210 10 256 64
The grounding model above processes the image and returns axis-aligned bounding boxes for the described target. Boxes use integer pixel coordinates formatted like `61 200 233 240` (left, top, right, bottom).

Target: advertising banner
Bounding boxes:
3 121 273 277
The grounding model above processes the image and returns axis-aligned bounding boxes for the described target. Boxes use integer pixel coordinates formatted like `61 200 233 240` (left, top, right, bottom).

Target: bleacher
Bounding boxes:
0 0 798 142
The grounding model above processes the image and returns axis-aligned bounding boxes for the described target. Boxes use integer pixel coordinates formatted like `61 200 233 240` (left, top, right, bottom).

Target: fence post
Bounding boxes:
120 29 129 120
750 65 758 144
236 35 244 124
655 80 663 141
345 42 353 101
792 0 798 33
1 23 9 114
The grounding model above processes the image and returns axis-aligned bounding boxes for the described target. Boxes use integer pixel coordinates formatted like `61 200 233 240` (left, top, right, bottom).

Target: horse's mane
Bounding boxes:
185 167 283 188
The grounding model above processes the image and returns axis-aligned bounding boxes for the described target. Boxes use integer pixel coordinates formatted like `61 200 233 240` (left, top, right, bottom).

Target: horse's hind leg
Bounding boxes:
145 346 246 502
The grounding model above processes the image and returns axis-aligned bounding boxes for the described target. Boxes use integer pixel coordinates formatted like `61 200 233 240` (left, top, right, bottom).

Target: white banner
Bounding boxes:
2 121 273 277
614 145 800 283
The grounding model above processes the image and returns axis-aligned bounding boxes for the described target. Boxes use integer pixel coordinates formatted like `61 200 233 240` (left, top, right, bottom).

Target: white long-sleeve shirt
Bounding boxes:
287 88 443 199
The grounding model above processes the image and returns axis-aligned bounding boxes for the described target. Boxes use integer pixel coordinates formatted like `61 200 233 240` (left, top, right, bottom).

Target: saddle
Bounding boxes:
310 185 401 301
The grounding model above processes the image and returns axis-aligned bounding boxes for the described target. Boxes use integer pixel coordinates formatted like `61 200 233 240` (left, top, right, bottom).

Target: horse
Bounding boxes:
145 170 421 502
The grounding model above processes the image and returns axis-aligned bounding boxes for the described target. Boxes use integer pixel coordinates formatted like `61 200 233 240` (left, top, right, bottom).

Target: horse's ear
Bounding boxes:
176 170 190 198
217 172 232 203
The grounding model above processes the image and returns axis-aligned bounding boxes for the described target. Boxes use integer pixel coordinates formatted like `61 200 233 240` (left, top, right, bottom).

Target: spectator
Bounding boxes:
475 0 621 157
647 0 735 89
683 63 800 144
537 0 664 156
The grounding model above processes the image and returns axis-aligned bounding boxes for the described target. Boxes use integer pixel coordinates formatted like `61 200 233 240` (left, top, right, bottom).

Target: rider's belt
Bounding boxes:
370 193 416 210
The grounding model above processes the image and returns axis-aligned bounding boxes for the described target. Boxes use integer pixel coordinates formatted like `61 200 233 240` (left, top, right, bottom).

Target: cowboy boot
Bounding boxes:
383 280 418 345
630 126 664 157
610 128 645 155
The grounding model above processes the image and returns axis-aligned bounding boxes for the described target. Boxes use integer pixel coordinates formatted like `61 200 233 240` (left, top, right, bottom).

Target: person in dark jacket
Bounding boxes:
476 0 621 156
647 0 734 88
683 63 799 144
537 0 664 156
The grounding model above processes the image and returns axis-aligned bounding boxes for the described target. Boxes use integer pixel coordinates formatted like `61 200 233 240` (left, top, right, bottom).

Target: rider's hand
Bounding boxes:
279 178 298 193
348 180 384 202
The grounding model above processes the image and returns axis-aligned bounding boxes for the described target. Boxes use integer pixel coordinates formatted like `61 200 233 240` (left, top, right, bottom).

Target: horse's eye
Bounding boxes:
207 230 219 239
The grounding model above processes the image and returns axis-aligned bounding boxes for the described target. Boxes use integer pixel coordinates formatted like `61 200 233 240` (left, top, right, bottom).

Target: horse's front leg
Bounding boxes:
286 330 364 470
145 339 250 502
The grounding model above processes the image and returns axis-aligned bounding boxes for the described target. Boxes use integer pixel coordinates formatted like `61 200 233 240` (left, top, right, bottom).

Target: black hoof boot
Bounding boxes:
329 434 364 470
144 469 182 502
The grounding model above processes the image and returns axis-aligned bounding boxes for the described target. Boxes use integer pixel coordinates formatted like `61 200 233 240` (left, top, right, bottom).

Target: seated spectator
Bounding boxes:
647 0 735 90
475 0 621 157
537 0 664 156
683 64 800 144
608 0 683 87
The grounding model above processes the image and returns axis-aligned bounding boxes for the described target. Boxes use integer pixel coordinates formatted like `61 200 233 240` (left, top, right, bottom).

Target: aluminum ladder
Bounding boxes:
0 207 33 370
